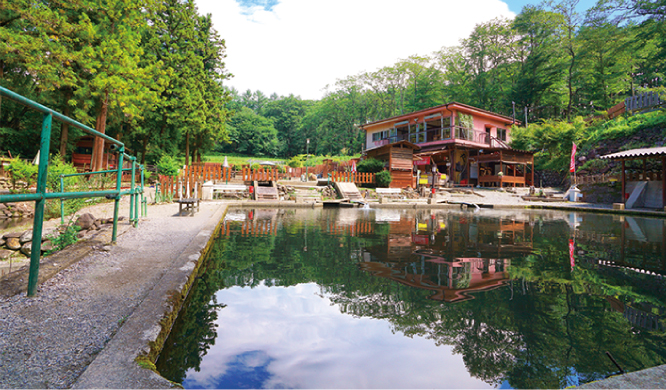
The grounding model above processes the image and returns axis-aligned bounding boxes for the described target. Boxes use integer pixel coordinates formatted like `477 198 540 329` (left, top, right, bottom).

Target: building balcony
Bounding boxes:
369 126 508 151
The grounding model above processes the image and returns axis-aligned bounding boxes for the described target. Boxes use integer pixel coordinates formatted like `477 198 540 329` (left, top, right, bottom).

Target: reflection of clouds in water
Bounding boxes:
183 283 493 389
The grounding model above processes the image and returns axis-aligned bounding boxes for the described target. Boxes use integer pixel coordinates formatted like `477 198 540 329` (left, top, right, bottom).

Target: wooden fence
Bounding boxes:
242 167 279 182
157 161 371 199
625 91 663 114
576 173 621 185
576 171 663 185
183 164 234 182
330 171 375 184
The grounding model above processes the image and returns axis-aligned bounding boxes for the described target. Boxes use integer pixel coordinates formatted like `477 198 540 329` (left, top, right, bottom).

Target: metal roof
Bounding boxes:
600 146 666 160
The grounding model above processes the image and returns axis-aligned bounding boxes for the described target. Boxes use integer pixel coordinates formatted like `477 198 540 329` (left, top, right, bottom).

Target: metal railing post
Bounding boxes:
140 165 146 217
60 175 65 225
112 148 125 243
129 157 136 225
27 113 52 297
133 161 139 223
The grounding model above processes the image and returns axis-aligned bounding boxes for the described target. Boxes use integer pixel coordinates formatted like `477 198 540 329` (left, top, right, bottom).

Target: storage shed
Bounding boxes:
364 140 420 188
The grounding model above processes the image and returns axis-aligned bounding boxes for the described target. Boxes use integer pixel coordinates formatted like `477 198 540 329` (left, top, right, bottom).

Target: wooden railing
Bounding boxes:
330 171 375 184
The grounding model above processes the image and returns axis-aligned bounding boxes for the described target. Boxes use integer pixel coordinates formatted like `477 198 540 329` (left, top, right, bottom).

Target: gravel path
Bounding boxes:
0 200 227 388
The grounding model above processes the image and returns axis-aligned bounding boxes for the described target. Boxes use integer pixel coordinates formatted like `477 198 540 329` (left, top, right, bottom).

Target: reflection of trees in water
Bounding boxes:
157 210 666 388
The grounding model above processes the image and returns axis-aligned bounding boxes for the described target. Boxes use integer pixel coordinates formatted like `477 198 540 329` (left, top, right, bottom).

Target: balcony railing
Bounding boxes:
379 126 492 147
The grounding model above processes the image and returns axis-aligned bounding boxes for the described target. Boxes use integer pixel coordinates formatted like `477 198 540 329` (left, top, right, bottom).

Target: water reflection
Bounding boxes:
157 208 666 389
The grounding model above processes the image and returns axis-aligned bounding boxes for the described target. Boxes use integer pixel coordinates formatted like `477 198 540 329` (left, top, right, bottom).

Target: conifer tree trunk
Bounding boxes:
59 89 72 157
185 130 190 166
92 90 109 171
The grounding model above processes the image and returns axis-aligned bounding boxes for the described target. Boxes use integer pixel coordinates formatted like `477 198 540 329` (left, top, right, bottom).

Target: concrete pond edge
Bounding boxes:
72 203 228 389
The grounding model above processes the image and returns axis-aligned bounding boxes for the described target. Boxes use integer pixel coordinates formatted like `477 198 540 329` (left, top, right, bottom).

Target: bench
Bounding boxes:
202 182 248 199
177 198 200 215
376 188 402 197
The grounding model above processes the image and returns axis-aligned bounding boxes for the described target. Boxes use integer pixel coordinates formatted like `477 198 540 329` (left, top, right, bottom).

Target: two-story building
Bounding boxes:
360 102 534 188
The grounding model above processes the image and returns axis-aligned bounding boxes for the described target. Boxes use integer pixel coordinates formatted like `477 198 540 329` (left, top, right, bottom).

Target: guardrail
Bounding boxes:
0 86 145 296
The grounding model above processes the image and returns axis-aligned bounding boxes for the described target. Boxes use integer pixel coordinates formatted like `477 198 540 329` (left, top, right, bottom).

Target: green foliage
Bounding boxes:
47 154 79 192
221 107 279 157
356 158 385 173
375 170 392 187
287 156 304 168
46 224 81 255
7 158 38 190
156 155 180 177
510 116 586 171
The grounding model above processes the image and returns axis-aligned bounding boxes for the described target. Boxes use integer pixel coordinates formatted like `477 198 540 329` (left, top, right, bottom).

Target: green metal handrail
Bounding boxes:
0 86 144 297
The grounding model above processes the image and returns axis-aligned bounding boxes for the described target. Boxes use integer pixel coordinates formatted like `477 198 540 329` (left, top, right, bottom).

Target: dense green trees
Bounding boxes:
0 0 230 166
305 0 663 124
1 0 664 164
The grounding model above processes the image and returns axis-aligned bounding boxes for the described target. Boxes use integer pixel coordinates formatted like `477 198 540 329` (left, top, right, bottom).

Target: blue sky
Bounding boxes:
503 0 599 14
198 0 602 100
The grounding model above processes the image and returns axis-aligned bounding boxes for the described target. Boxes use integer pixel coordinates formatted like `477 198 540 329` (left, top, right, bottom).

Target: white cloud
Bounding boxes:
196 0 516 100
183 283 494 389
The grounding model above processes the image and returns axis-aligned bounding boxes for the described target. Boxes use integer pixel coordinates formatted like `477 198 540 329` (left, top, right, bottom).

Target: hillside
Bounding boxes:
514 110 666 188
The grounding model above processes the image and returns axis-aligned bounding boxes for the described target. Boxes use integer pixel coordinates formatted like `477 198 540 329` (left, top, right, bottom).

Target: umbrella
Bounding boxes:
223 156 229 168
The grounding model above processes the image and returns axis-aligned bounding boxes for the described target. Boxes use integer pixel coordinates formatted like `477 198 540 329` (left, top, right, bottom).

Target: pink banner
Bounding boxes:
414 156 430 166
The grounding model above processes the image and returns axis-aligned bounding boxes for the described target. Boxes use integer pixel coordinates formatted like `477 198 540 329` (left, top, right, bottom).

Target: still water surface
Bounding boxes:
157 208 666 389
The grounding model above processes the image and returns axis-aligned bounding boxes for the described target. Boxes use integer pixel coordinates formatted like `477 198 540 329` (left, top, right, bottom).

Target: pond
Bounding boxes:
156 207 666 389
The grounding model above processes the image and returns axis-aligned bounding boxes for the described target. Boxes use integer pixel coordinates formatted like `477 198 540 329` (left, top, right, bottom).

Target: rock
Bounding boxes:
5 237 21 250
20 242 31 256
41 240 55 253
74 213 96 230
0 237 4 246
41 228 57 240
3 231 22 239
19 230 33 244
0 248 14 260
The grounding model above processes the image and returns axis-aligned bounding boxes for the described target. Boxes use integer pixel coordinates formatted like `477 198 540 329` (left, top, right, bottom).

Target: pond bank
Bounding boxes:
0 193 664 388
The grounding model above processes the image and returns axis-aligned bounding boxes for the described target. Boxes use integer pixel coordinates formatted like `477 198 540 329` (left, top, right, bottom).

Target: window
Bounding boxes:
497 128 507 141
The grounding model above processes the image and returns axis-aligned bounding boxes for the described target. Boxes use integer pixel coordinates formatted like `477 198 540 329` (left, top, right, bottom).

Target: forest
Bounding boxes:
1 0 665 167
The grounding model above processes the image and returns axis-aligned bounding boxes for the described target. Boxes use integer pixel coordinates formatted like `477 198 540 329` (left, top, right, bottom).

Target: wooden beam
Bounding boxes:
622 160 626 206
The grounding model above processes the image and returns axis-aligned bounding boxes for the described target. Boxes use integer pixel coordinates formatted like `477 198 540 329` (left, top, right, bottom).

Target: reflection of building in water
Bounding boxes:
221 209 281 237
575 215 666 276
606 297 665 331
360 211 535 302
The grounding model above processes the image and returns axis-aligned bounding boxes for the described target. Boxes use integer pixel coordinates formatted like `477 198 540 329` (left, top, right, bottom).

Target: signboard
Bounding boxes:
414 156 430 166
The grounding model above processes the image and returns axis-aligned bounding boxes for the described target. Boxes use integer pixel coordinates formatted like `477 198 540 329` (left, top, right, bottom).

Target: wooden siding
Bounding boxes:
391 170 413 188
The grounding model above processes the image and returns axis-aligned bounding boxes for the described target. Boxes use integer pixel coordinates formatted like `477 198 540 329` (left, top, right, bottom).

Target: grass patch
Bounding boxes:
203 153 359 167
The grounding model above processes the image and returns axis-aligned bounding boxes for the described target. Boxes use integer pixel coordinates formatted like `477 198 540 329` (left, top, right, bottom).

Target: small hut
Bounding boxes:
364 140 420 188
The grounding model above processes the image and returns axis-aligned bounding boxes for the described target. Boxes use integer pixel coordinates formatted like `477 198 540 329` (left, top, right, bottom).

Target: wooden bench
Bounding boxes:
178 198 200 215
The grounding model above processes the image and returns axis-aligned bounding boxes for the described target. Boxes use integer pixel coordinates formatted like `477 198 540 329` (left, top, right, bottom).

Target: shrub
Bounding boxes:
7 157 38 190
287 155 306 168
156 155 180 177
47 154 78 191
357 158 384 173
375 170 392 187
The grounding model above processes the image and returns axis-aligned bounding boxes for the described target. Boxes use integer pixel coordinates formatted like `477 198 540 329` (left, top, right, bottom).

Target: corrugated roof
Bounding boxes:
600 146 666 160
